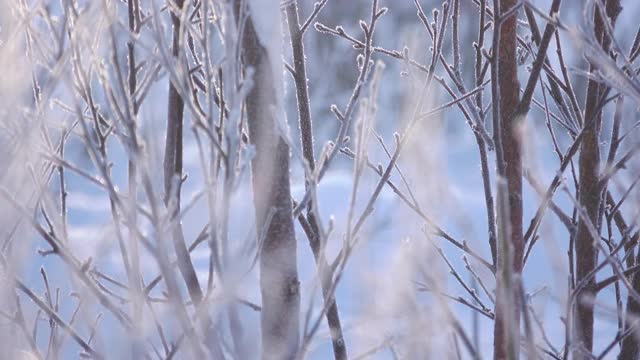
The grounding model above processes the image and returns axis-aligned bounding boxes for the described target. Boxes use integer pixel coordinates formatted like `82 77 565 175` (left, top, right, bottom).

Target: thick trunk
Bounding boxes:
492 0 522 358
499 0 524 277
241 8 300 360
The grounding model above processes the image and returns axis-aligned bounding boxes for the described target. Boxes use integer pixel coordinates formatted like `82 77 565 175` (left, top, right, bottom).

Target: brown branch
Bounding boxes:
515 0 562 117
573 0 620 354
492 0 522 358
285 2 348 359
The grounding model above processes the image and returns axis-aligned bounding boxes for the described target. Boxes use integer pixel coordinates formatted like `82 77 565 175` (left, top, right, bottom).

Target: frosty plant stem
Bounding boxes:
163 0 204 307
284 2 348 359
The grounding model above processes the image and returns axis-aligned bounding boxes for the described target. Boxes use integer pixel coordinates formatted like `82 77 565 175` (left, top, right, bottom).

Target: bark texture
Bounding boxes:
498 0 524 284
241 8 300 360
492 0 522 358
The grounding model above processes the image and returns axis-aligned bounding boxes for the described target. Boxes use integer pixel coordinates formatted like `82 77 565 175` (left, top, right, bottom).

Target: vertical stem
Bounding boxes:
620 242 640 360
163 0 203 306
285 2 348 359
240 4 300 359
126 0 143 357
499 0 523 280
492 0 522 358
473 0 499 267
574 0 621 354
